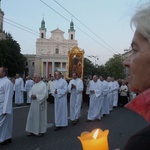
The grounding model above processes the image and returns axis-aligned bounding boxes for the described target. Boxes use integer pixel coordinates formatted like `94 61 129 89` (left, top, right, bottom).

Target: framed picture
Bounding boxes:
67 46 84 80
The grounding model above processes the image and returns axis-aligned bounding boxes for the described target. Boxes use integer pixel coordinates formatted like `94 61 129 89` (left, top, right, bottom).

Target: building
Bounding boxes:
0 1 6 40
25 18 78 78
122 48 132 79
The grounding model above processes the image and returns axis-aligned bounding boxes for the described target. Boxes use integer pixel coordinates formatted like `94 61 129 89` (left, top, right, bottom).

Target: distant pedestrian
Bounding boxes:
119 80 128 107
0 67 14 145
26 73 48 136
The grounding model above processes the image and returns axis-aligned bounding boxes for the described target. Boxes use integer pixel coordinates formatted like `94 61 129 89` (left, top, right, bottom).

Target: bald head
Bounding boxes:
33 73 41 83
93 75 98 82
0 67 8 78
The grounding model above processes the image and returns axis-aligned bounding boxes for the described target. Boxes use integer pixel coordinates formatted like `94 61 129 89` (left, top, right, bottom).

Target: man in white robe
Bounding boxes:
14 73 24 105
100 76 110 116
26 73 48 136
112 77 119 107
24 76 34 104
52 71 68 131
47 77 54 103
87 75 102 121
68 72 83 124
0 67 13 145
107 77 113 111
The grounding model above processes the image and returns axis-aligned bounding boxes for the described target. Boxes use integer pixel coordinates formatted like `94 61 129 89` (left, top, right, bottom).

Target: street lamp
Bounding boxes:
87 55 99 66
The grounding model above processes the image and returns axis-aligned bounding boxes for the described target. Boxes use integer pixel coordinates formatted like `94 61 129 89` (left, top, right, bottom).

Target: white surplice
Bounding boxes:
108 81 113 111
112 80 119 107
14 77 24 104
24 79 34 103
25 81 48 135
68 78 83 121
87 80 102 120
0 76 13 142
101 80 110 115
52 78 68 127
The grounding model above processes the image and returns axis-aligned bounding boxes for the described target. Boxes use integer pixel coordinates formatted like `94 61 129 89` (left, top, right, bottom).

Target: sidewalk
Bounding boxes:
0 102 148 150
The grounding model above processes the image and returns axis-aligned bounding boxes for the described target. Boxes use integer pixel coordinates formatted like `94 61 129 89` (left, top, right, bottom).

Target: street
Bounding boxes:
0 102 148 150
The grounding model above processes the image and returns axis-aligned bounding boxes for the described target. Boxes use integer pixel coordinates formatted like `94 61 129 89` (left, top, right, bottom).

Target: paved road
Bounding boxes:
0 102 148 150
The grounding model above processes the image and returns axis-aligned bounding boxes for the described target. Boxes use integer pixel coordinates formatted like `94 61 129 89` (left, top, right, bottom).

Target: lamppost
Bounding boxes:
87 55 99 67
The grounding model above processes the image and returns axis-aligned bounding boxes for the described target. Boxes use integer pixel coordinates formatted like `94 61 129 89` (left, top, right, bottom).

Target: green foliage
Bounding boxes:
0 33 26 77
83 58 95 76
105 54 125 79
84 54 125 80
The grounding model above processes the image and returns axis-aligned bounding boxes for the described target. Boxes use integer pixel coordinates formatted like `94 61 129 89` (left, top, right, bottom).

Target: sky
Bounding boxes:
1 0 148 65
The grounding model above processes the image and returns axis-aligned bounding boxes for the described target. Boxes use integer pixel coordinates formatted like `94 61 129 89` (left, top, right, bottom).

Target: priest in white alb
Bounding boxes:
52 71 68 131
14 73 24 105
112 77 119 107
0 67 13 145
68 72 83 125
87 75 102 121
24 76 34 104
25 73 48 136
99 75 110 116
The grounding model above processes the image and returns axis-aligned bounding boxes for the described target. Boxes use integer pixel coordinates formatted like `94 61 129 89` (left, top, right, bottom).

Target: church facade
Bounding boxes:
0 5 6 40
25 18 78 78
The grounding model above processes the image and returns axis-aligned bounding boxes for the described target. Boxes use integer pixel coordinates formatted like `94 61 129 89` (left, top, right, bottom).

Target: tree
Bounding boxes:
83 58 95 77
96 64 107 77
105 54 125 79
0 33 26 77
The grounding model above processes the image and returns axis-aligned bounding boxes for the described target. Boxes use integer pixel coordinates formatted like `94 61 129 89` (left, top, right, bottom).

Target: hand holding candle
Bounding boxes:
78 128 109 150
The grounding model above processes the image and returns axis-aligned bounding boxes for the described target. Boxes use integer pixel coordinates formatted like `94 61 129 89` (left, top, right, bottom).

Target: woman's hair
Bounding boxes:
131 4 150 42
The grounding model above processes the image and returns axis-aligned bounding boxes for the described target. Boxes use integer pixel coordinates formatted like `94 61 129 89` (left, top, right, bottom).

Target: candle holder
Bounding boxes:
78 128 109 150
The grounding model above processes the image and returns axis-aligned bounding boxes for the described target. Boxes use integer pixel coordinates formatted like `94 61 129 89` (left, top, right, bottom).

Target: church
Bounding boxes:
0 1 79 78
25 18 78 78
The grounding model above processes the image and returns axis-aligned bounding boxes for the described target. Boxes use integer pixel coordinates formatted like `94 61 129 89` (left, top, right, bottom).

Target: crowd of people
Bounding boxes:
0 67 134 145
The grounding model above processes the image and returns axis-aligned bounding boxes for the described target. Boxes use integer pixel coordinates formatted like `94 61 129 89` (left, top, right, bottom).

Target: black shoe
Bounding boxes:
54 127 61 131
71 120 77 125
76 119 79 122
86 119 93 122
0 138 12 145
26 132 34 136
36 133 44 137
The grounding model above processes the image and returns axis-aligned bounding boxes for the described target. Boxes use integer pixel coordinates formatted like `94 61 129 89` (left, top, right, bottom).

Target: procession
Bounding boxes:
0 68 139 149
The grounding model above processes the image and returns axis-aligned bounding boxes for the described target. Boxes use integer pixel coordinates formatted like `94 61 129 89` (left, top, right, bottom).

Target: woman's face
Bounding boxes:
123 30 150 93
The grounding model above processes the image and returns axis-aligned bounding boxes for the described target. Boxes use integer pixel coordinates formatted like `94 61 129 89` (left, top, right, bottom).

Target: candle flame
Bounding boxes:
93 129 99 139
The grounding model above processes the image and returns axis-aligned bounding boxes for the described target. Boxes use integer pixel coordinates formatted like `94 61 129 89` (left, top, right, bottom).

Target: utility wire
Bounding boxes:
5 18 38 34
4 20 39 36
40 0 116 54
3 18 73 48
53 0 119 54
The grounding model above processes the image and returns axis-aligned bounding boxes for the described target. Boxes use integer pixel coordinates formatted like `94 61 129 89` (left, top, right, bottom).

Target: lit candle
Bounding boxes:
78 128 109 150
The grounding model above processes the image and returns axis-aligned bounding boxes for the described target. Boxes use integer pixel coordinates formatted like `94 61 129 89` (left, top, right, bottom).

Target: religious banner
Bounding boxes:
67 46 84 80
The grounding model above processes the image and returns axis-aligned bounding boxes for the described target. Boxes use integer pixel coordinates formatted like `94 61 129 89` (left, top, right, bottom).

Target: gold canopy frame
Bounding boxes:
66 46 84 80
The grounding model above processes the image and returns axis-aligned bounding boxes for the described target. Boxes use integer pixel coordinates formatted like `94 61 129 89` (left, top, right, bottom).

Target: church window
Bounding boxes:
32 62 34 66
55 48 59 54
71 34 73 40
41 33 44 38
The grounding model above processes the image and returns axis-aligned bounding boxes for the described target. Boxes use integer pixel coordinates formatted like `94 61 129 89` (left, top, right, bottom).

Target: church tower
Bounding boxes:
39 17 46 39
0 0 4 32
0 0 6 40
68 20 75 40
